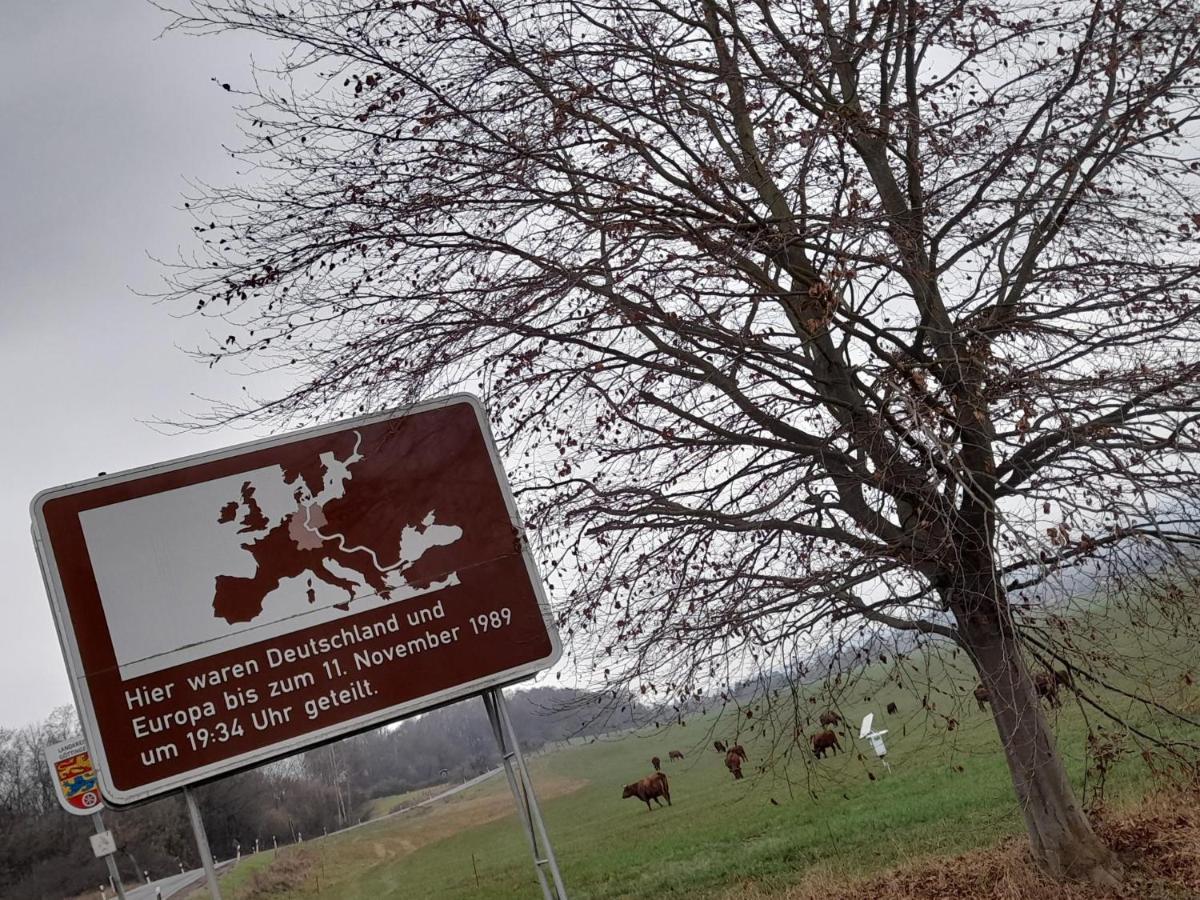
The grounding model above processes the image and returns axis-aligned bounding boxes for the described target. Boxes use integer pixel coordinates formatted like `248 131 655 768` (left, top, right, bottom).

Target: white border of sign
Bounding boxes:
31 394 562 806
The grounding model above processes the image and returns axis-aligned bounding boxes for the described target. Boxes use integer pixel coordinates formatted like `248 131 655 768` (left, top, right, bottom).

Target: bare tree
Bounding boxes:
159 0 1200 884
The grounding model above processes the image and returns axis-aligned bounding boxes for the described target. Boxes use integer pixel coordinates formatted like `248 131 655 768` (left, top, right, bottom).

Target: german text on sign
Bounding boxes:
32 396 560 804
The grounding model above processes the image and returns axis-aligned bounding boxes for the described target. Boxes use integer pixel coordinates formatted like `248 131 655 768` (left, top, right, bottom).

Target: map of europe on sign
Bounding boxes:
32 397 560 804
80 428 466 679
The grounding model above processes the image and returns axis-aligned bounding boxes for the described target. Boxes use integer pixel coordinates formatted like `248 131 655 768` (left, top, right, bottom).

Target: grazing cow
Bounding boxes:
725 750 744 780
1034 671 1062 707
668 750 684 761
818 710 841 728
811 730 841 759
651 756 661 771
713 740 728 753
976 674 1061 711
1054 668 1074 688
622 772 671 811
973 683 991 711
886 701 898 715
729 743 747 761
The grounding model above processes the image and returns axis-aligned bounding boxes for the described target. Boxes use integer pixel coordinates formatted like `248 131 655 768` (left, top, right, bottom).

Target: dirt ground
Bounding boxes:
729 789 1200 900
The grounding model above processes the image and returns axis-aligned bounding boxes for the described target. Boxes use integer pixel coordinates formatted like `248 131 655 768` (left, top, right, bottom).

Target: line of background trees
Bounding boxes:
0 686 640 899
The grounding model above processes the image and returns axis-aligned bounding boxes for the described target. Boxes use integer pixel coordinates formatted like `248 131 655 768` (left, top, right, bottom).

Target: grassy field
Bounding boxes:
365 780 456 819
195 636 1199 900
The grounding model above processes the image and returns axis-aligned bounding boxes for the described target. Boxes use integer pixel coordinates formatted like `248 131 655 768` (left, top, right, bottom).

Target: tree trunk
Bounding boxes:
951 587 1122 886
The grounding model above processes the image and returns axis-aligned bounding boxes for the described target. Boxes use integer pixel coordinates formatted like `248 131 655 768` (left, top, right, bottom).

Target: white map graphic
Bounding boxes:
78 432 463 679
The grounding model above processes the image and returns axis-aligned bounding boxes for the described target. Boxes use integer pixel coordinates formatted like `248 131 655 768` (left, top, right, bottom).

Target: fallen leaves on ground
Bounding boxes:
729 788 1200 900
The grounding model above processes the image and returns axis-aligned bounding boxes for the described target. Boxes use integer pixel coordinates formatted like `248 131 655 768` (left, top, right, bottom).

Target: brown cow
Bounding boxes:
713 740 728 753
811 730 841 759
725 750 744 780
975 674 1061 711
819 710 841 728
668 750 685 761
1034 671 1061 707
729 743 747 761
973 683 991 711
651 756 661 771
886 702 898 715
622 772 671 811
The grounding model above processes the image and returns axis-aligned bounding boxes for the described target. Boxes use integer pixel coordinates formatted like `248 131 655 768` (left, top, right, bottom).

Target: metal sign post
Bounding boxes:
90 812 126 900
483 688 567 900
184 788 222 899
859 713 893 772
44 738 126 898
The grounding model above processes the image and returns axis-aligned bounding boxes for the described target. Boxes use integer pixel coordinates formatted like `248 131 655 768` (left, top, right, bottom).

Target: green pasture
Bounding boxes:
365 781 454 819
202 628 1200 899
208 851 276 895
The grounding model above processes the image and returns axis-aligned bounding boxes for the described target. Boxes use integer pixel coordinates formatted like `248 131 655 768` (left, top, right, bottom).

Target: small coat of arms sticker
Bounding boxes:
45 739 104 815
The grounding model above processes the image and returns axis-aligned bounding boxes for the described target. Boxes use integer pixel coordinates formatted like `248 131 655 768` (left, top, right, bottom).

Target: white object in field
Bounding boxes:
859 714 892 770
859 713 875 739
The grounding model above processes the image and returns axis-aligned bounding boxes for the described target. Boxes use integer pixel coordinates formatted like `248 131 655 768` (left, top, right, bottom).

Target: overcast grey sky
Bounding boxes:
0 3 286 726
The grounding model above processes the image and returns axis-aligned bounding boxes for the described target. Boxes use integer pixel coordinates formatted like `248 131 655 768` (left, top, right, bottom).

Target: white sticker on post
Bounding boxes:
90 829 116 857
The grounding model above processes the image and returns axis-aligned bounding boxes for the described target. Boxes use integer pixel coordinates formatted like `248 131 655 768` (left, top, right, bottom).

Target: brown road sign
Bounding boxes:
32 395 561 805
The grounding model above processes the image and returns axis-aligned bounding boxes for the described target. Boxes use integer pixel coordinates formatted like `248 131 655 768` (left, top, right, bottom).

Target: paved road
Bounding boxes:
114 770 501 898
413 766 504 810
326 765 505 839
124 859 234 900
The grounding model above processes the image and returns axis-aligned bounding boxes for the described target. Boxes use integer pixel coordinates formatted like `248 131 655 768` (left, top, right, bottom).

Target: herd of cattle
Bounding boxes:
974 669 1071 709
621 713 843 811
622 670 1075 812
